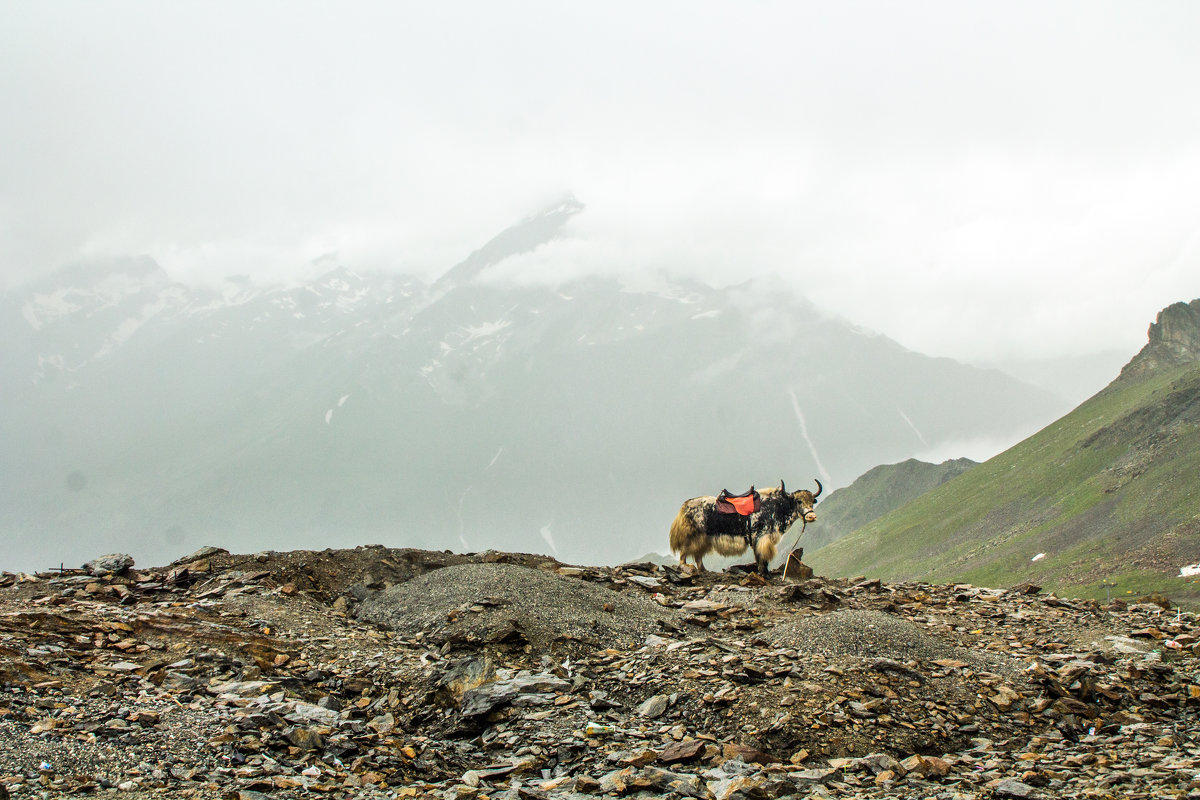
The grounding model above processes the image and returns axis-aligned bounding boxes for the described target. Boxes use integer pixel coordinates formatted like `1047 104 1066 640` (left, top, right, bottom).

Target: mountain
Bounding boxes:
800 457 977 553
0 201 1063 573
433 194 585 290
810 299 1200 604
1119 298 1200 379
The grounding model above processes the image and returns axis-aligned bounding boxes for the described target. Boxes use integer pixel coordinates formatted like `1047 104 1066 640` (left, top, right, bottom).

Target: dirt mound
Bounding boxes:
161 544 565 601
767 608 962 661
356 562 681 653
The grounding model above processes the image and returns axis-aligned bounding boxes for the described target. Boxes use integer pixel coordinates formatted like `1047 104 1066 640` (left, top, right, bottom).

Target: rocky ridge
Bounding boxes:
1119 298 1200 381
1 546 1199 799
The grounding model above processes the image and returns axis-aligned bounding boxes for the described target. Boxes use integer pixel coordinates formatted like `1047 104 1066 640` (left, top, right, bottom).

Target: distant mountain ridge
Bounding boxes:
802 457 977 553
433 194 584 290
810 298 1200 604
0 201 1063 573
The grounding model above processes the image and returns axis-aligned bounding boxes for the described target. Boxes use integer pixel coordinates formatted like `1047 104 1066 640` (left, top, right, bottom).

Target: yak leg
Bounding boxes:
754 535 778 578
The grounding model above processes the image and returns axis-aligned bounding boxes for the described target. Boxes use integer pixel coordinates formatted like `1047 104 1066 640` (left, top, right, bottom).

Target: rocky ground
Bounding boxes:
1 545 1199 800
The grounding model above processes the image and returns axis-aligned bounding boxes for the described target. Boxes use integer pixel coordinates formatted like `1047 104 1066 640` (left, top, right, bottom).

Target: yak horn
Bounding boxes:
779 479 785 494
813 479 823 498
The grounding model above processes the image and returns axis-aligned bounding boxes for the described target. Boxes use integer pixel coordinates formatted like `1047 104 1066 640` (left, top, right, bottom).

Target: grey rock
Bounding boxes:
706 774 768 800
171 546 228 565
854 752 903 775
588 690 621 710
460 671 570 716
790 767 839 785
641 766 707 798
283 701 342 725
994 778 1040 798
704 759 759 780
83 553 134 576
208 680 277 697
636 693 670 718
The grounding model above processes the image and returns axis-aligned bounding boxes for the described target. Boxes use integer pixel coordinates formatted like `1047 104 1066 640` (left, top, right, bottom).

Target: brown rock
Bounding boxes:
573 775 601 793
990 685 1022 711
783 553 813 580
901 754 951 778
598 767 636 794
722 743 778 765
659 739 706 764
286 726 324 751
1051 696 1097 719
622 749 658 767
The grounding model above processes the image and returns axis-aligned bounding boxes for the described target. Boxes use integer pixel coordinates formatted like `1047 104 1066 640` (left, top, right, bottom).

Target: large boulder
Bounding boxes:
83 553 135 577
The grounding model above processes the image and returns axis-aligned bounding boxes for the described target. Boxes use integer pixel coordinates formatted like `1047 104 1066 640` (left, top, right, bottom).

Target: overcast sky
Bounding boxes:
2 1 1198 365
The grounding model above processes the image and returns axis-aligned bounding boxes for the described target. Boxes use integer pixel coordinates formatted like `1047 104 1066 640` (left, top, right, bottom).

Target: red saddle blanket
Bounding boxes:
715 487 760 516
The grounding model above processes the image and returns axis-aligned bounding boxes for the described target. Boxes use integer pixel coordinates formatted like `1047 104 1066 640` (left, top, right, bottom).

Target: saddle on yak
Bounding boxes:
715 486 760 516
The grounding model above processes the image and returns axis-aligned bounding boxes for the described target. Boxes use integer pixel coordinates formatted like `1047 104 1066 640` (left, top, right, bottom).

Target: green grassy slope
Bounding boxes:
801 457 976 552
809 363 1200 605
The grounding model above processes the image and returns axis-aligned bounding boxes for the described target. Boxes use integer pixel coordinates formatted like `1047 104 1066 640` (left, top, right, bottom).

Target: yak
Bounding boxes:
669 479 822 576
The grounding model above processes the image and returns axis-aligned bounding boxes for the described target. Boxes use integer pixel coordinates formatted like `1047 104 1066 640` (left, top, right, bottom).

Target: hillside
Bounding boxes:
0 201 1062 574
801 457 977 552
1 546 1198 799
810 299 1200 605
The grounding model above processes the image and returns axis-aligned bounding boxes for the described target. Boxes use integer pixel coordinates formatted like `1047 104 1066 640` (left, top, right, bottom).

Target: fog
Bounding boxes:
3 1 1199 366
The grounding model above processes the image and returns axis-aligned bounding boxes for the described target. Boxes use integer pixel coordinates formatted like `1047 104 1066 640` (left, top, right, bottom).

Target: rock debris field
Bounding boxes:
1 545 1199 800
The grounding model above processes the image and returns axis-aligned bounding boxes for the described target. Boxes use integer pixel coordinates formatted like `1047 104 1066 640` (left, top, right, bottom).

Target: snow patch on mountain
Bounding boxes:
897 408 930 447
618 273 702 303
22 290 84 330
325 394 353 425
94 291 185 358
220 279 261 307
95 318 143 358
789 389 833 485
33 354 66 385
461 320 512 342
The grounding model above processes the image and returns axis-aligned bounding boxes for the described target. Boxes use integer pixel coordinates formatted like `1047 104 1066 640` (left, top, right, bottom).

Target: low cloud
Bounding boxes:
2 1 1198 367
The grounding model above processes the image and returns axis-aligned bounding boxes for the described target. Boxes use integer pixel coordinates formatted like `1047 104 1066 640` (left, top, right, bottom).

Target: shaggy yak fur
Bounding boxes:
669 480 821 576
